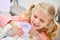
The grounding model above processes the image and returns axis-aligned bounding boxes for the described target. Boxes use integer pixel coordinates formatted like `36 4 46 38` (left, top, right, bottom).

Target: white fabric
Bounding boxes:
0 0 10 12
0 24 12 39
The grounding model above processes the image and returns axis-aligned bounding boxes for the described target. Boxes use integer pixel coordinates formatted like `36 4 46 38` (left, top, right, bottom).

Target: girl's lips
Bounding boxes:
33 23 39 27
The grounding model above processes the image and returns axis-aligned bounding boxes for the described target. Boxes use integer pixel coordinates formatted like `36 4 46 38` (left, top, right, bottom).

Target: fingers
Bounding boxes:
13 27 24 36
16 29 24 36
10 21 24 36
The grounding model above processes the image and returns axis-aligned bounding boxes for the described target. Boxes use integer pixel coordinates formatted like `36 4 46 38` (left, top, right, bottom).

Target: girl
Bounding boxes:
0 2 58 40
27 2 58 40
10 2 59 40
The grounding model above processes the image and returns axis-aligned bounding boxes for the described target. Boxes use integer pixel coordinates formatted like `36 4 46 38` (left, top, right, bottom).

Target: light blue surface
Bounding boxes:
19 22 31 38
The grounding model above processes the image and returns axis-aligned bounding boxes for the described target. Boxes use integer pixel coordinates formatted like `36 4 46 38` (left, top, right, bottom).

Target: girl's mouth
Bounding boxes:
33 23 39 27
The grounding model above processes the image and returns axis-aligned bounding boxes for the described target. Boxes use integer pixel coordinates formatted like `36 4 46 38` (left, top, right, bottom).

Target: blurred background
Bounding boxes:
11 0 60 10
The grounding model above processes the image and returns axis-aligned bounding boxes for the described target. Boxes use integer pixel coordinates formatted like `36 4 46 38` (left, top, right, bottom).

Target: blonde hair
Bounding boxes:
28 2 58 40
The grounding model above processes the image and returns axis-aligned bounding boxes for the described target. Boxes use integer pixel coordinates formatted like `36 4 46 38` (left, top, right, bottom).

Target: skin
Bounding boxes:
31 6 50 30
10 13 29 36
28 6 51 40
10 21 24 36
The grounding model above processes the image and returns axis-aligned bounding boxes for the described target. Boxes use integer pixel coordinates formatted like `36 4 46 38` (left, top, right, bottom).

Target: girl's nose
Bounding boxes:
35 19 40 24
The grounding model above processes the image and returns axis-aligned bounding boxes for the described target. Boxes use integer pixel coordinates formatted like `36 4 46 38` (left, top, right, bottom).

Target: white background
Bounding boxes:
17 0 60 10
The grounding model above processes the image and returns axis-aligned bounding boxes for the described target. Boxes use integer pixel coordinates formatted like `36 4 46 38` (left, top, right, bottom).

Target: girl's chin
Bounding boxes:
33 26 41 29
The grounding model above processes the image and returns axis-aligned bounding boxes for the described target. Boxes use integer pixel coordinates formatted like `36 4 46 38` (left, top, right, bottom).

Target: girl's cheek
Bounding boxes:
31 20 33 24
31 18 34 22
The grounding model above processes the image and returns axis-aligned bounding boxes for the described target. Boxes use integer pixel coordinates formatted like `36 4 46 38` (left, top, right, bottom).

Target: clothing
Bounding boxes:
0 16 29 27
0 15 48 40
0 15 30 39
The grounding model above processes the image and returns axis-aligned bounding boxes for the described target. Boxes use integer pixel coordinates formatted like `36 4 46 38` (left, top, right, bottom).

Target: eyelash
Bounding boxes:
34 15 37 18
34 15 45 23
40 19 44 23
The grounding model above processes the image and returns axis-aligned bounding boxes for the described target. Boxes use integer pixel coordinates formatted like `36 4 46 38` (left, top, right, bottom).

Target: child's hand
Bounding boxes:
29 28 48 40
12 26 24 36
10 21 24 36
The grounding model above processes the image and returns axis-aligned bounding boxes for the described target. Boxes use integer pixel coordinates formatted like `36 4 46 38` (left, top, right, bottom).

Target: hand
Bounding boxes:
10 21 24 36
13 26 24 36
29 27 48 40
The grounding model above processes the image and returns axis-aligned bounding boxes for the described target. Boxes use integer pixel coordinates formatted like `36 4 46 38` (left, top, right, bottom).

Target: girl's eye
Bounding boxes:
40 19 44 23
34 15 37 18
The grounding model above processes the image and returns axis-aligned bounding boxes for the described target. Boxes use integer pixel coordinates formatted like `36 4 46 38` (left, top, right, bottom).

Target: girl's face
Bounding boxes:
31 7 50 29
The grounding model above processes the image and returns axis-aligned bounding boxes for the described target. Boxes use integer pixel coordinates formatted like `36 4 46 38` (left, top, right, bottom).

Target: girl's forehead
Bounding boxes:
32 6 48 16
32 6 51 20
32 6 48 14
